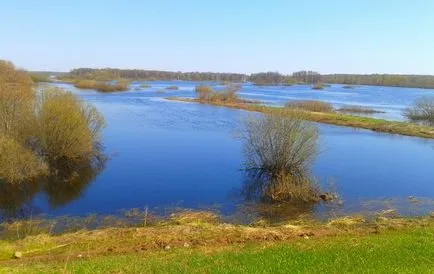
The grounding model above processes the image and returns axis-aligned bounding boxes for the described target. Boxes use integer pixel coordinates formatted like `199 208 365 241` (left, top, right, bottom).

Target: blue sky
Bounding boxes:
1 0 433 74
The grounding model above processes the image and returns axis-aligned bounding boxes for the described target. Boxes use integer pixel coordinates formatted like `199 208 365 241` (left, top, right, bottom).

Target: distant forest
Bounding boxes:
321 74 434 89
62 68 434 89
66 68 247 82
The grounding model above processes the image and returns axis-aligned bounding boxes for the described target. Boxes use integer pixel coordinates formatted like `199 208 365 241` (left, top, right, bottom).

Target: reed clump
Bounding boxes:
285 100 334 113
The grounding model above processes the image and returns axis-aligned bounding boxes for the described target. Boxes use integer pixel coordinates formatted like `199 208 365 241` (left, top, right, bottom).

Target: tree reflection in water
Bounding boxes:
0 154 106 220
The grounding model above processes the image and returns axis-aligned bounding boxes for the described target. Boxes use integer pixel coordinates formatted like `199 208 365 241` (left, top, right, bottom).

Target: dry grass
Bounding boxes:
338 106 385 114
0 212 432 264
0 60 35 141
74 80 129 92
195 85 248 104
285 100 334 113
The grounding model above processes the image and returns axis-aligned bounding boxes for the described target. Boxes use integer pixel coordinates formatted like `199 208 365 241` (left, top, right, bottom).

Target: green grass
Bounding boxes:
167 97 434 139
3 227 433 273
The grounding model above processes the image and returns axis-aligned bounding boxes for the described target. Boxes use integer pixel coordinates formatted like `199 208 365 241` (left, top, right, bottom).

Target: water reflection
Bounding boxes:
0 154 106 220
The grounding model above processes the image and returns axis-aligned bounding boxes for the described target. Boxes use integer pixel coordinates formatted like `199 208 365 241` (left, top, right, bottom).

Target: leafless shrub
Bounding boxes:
242 114 319 202
404 98 434 124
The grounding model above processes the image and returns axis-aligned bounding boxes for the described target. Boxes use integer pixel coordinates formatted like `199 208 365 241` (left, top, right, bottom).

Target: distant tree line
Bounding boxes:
292 71 321 84
66 68 246 82
249 72 285 85
63 68 434 89
322 74 434 89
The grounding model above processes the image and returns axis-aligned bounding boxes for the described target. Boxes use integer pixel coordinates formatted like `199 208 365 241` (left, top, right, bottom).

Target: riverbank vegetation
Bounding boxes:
1 211 433 273
28 72 52 83
0 61 105 184
74 80 129 92
168 97 434 139
338 106 385 114
285 100 334 113
194 85 248 103
404 98 434 124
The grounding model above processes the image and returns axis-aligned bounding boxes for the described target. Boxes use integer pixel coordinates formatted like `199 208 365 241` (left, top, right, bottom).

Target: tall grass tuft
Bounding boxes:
242 114 319 202
285 100 334 113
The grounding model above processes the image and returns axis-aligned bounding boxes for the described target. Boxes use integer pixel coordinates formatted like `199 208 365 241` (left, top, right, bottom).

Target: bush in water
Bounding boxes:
242 113 319 202
0 60 105 184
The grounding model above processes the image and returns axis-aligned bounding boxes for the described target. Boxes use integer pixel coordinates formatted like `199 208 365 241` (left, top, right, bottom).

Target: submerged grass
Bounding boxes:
0 213 433 273
167 97 434 139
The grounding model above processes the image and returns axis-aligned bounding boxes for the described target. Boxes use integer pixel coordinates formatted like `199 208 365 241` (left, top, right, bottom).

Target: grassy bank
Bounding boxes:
1 213 433 273
167 98 434 139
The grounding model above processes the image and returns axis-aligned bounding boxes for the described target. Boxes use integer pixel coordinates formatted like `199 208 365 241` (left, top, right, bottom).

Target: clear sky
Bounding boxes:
1 0 433 74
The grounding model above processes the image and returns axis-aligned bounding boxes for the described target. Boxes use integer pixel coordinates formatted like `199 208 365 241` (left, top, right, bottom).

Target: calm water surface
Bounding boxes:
1 82 433 220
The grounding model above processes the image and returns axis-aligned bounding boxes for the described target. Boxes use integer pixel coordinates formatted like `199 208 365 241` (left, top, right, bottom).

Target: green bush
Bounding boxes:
37 89 104 162
0 60 105 184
